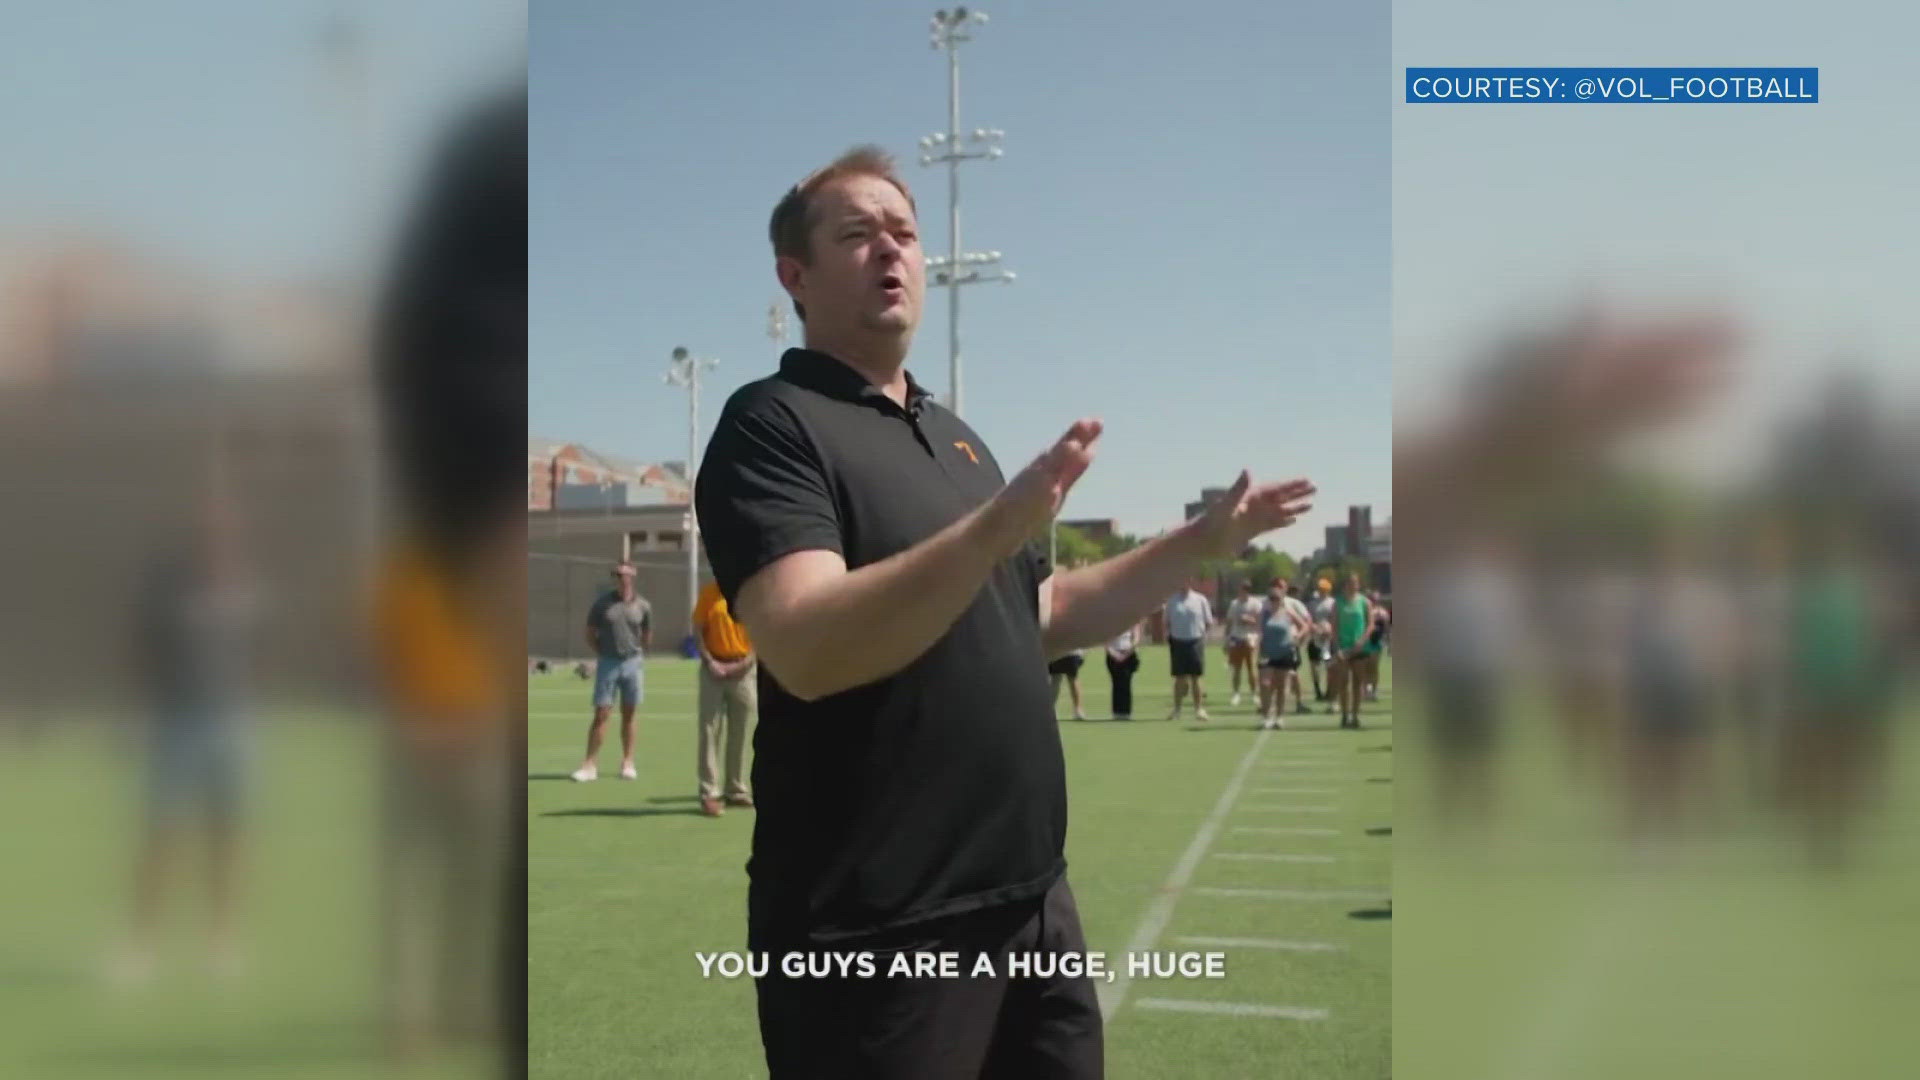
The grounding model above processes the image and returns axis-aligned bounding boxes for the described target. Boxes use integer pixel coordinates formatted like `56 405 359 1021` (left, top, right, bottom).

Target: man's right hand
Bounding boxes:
981 418 1103 554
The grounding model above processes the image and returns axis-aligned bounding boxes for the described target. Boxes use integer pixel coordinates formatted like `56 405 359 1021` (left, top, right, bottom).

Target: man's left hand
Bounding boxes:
1190 471 1315 557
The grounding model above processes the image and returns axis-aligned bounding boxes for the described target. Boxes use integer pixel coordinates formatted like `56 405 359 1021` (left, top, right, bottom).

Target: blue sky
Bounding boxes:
0 1 523 281
531 0 1390 550
1393 0 1920 488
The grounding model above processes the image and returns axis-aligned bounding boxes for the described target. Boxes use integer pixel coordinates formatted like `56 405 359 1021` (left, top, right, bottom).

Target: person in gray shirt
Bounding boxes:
571 562 652 782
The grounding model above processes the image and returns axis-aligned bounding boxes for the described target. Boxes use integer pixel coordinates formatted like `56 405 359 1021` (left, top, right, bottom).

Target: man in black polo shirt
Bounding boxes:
695 145 1315 1079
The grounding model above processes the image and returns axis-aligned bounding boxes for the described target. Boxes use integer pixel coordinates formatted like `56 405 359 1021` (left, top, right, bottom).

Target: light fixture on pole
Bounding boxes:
923 7 1013 420
767 300 789 350
665 345 719 646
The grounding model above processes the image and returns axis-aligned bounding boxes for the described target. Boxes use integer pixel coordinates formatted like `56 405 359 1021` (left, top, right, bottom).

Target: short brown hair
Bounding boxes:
769 145 917 322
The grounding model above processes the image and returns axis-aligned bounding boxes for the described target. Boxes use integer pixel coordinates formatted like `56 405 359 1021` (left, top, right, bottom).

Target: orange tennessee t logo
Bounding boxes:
953 440 979 464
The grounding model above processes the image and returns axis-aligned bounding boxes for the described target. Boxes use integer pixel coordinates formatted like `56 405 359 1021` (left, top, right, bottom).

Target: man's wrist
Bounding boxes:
1165 518 1217 562
967 497 1034 564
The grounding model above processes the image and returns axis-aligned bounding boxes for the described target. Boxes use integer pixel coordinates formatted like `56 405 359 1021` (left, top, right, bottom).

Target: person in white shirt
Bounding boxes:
1222 581 1267 707
1104 619 1145 720
1308 577 1337 706
1280 582 1315 715
1164 582 1214 721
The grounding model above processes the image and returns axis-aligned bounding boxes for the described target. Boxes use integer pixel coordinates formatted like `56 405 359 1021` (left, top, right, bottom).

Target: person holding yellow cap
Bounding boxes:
1308 577 1337 704
693 579 758 817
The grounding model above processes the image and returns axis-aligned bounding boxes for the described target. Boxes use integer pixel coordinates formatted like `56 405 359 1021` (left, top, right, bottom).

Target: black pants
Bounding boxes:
1106 652 1139 717
755 877 1104 1079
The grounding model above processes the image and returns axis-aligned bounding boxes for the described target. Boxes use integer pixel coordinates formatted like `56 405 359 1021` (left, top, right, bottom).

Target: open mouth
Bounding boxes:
878 273 904 293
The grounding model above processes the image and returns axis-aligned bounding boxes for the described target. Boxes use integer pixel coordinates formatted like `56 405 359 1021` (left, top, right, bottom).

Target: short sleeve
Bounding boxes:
695 394 843 606
584 593 608 628
640 600 653 633
691 585 714 633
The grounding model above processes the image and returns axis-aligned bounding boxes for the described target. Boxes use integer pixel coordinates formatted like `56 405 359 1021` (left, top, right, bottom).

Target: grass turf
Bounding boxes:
0 712 491 1080
529 645 1392 1077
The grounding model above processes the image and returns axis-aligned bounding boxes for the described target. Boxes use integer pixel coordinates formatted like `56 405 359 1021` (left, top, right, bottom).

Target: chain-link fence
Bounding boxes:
527 551 705 661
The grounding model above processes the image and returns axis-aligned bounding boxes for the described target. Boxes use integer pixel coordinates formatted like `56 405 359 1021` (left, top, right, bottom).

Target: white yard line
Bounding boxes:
1174 935 1344 952
1192 887 1388 902
1231 826 1337 836
1135 998 1329 1021
1098 728 1273 1024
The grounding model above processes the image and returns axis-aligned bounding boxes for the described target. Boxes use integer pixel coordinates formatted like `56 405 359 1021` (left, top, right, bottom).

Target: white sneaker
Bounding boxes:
570 764 598 782
1196 708 1211 721
619 763 638 780
1231 693 1243 707
1073 710 1086 721
1167 708 1182 721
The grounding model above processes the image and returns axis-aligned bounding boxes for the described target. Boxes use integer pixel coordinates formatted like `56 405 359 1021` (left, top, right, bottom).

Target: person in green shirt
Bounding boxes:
1782 528 1896 864
1332 573 1374 729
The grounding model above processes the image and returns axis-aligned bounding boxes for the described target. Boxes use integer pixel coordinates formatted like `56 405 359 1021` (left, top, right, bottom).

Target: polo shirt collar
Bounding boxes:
779 348 933 414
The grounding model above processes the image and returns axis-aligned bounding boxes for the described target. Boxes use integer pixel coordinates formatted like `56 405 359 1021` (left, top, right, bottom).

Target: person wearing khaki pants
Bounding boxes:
693 579 757 817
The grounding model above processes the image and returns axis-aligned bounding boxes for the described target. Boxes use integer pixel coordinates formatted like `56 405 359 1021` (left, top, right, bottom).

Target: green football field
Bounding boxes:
528 647 1393 1078
1395 679 1920 1080
0 711 492 1080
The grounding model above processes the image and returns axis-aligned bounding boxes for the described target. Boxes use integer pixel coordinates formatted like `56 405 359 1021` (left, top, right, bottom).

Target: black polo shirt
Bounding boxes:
694 347 1064 949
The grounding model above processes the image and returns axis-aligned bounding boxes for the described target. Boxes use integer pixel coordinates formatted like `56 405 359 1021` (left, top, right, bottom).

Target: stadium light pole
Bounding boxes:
768 299 790 351
665 346 719 647
923 7 1014 419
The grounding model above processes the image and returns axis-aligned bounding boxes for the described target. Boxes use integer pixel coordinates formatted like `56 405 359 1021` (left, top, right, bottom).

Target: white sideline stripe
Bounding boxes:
1212 852 1336 864
1236 805 1338 813
1232 826 1337 836
1098 728 1272 1025
1175 935 1343 952
1194 887 1389 902
1135 998 1329 1021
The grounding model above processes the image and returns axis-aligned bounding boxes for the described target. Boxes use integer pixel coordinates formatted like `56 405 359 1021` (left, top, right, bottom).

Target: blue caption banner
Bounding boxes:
1405 67 1818 103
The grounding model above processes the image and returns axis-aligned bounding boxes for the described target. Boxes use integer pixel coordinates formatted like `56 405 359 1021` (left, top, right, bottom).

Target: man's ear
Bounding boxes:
775 255 806 310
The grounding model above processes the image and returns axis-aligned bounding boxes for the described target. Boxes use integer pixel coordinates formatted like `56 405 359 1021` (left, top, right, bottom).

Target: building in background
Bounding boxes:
1184 487 1231 523
527 436 688 511
1367 516 1392 594
527 504 707 658
1305 508 1392 593
0 233 370 704
0 234 356 382
1347 505 1373 556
